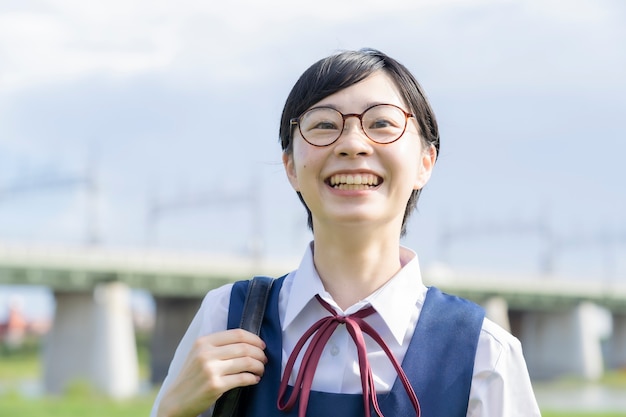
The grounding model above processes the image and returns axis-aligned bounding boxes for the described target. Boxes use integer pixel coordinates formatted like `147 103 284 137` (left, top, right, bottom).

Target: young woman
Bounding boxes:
151 48 540 417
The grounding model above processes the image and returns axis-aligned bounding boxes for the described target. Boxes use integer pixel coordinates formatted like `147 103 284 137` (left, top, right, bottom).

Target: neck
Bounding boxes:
311 225 403 310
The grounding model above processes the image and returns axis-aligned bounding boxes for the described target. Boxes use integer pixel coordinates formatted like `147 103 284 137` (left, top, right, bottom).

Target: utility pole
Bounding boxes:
439 213 625 279
438 215 556 276
0 165 99 245
555 229 626 281
145 181 263 262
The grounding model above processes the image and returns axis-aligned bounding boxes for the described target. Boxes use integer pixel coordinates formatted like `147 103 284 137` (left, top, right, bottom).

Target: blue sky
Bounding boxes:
0 0 625 282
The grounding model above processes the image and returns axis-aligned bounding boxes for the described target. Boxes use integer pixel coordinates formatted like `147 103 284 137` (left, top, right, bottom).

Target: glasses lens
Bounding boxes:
362 105 407 143
298 108 343 146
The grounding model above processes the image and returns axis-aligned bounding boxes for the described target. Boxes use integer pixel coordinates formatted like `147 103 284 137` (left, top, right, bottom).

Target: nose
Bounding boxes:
334 117 373 157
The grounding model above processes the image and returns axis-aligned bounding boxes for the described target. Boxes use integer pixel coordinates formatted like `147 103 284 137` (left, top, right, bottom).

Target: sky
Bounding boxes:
0 0 625 285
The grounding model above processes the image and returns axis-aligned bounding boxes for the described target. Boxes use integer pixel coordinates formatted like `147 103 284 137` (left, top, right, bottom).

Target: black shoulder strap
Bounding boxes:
211 276 274 417
238 276 274 332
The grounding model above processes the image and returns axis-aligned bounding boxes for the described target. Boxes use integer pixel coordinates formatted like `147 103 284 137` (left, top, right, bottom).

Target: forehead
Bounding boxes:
311 71 408 113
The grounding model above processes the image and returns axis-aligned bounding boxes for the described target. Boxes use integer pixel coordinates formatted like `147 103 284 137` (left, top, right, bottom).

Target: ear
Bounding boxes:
414 144 437 190
282 152 300 191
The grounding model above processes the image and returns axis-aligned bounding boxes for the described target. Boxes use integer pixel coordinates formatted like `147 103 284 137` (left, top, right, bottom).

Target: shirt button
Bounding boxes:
330 345 340 356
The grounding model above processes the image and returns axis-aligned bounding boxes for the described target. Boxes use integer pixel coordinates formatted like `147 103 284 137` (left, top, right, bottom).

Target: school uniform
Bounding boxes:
151 244 541 417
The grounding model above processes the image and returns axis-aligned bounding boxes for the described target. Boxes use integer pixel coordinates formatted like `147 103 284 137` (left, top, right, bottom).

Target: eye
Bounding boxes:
369 118 396 129
300 108 342 133
368 117 402 130
363 105 406 134
312 120 339 130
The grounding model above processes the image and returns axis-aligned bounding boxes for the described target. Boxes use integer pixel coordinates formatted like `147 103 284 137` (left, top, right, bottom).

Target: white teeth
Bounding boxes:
335 184 372 190
329 173 380 187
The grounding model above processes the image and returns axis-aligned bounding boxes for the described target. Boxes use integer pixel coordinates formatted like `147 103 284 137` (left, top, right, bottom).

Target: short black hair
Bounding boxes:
279 48 440 236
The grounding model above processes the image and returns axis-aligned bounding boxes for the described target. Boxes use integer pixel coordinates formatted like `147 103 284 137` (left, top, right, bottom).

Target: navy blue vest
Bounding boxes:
226 276 484 417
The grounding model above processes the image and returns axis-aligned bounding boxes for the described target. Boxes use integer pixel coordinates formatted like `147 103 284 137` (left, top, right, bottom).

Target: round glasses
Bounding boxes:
290 103 415 147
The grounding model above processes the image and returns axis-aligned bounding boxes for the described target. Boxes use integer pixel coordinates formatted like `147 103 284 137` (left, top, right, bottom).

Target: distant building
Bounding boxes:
0 296 51 348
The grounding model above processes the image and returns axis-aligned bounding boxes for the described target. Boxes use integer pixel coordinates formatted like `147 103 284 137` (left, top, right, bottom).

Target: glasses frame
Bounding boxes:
290 103 415 147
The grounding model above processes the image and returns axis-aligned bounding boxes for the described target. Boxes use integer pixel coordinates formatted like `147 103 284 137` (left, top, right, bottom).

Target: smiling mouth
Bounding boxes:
327 173 381 190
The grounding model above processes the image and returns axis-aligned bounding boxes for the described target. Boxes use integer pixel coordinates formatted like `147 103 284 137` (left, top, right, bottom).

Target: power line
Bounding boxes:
0 167 99 245
439 215 625 278
145 182 263 260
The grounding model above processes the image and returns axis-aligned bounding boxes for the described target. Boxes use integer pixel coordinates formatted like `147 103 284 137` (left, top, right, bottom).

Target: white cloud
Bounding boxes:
0 8 178 91
3 0 621 93
525 0 615 24
0 0 624 270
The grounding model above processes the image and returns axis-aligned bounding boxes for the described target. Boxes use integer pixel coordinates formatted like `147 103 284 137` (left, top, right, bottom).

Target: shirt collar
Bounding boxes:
282 242 326 331
282 242 427 345
365 246 427 344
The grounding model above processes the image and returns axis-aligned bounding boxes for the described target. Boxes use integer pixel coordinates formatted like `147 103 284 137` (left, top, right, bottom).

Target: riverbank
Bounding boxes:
2 344 626 416
2 388 625 417
533 372 626 415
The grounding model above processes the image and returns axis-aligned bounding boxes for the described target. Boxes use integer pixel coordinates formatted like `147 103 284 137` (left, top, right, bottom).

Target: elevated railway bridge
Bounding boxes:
1 243 625 398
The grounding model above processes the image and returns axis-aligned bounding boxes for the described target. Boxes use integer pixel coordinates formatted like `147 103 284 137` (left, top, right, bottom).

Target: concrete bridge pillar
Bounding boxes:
92 282 139 397
482 296 511 332
518 302 604 380
43 282 139 398
608 313 626 369
150 296 202 385
43 290 93 394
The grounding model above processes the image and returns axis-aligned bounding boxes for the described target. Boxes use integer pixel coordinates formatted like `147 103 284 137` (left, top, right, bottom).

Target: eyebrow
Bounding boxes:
307 102 395 113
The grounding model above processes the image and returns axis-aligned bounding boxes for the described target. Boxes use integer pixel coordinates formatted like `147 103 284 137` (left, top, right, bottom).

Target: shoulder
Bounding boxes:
472 318 536 406
200 276 287 332
475 317 524 373
468 318 540 415
195 282 234 335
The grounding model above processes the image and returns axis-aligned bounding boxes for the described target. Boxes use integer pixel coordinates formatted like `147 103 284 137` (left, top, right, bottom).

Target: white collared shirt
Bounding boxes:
151 244 541 417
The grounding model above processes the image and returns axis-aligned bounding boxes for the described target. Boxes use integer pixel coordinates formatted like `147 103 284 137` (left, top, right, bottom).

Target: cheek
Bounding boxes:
296 163 314 184
293 145 317 175
291 142 305 167
391 140 422 167
388 142 425 188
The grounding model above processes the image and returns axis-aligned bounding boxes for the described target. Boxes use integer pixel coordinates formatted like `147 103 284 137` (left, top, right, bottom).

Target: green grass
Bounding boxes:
2 340 626 417
2 386 626 417
542 413 626 417
2 394 624 417
1 336 156 416
0 339 41 380
0 391 155 417
534 370 626 417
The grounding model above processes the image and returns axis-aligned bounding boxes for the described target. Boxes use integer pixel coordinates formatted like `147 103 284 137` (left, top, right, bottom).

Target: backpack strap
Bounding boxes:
211 276 274 417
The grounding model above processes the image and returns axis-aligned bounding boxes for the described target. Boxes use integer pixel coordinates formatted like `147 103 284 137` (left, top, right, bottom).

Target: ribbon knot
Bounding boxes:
277 295 420 417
